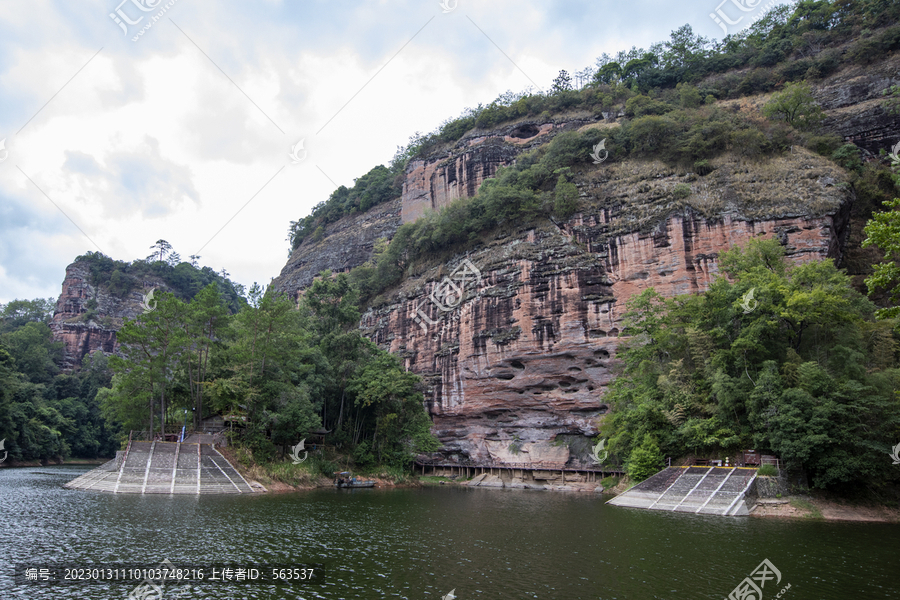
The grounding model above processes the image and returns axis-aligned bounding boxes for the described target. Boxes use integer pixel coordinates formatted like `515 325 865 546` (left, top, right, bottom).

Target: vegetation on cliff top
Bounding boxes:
285 0 900 253
603 239 900 494
288 164 403 251
344 96 854 305
75 241 246 314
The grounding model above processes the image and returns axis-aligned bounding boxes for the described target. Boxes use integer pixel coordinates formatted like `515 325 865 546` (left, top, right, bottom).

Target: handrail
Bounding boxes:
415 458 622 473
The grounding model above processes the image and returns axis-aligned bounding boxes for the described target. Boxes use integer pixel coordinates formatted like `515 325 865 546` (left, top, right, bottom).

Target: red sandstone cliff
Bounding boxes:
358 149 852 466
50 261 167 369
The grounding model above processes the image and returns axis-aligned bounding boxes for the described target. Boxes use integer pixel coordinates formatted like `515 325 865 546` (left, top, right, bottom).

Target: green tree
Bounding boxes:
661 24 710 70
1 321 63 384
181 285 230 429
863 197 900 319
552 172 579 220
551 70 573 93
627 434 664 482
348 347 438 466
148 239 173 263
862 149 900 319
603 239 900 490
0 298 56 333
762 81 825 130
593 62 622 85
103 292 189 435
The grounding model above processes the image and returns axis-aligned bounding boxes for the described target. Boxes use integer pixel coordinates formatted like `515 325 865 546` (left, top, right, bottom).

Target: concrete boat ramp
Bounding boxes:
64 440 264 494
607 466 757 516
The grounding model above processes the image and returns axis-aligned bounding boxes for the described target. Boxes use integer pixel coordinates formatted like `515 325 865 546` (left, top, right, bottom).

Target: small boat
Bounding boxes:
333 471 376 488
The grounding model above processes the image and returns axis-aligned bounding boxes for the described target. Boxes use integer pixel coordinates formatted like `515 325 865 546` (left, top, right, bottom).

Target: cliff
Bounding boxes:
273 198 403 300
262 52 900 466
50 261 168 369
358 149 851 466
56 49 896 461
270 119 591 297
401 122 558 223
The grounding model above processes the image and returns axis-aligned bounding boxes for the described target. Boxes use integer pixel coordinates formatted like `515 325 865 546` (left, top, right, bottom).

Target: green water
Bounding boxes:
0 465 896 599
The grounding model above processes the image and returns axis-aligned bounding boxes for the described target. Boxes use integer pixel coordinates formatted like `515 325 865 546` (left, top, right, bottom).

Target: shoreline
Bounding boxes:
750 497 900 523
1 458 109 468
48 453 899 523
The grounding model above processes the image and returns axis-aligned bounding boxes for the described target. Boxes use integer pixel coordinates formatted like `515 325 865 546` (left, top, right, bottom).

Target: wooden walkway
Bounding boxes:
415 459 624 483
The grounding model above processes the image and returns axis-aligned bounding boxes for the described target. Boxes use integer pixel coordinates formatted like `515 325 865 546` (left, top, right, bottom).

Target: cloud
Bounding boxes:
0 0 772 304
62 137 199 219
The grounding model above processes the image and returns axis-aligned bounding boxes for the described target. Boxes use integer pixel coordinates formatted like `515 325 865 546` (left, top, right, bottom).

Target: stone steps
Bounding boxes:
607 467 757 517
64 442 261 495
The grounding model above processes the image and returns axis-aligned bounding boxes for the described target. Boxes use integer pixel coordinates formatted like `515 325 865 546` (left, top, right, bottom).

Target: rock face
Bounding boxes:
272 198 403 299
50 261 166 369
57 53 895 456
401 122 558 223
270 120 588 295
360 150 852 466
815 53 900 155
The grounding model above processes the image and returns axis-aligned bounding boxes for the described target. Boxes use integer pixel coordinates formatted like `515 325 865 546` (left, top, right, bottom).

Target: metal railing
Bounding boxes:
415 457 623 473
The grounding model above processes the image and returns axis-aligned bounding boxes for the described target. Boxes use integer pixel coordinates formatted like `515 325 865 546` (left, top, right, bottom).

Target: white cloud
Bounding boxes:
0 0 754 303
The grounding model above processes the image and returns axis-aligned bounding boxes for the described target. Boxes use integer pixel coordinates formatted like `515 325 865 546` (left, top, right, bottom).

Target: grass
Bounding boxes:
226 445 325 487
757 464 779 477
223 444 423 488
364 466 415 485
600 476 621 489
790 497 824 519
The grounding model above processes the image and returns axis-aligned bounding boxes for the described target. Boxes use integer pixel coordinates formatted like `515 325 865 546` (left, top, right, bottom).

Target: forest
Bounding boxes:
0 298 118 461
602 239 900 493
97 275 438 473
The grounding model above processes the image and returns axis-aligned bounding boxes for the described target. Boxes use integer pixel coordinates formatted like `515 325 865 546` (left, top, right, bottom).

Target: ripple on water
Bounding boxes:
0 467 897 599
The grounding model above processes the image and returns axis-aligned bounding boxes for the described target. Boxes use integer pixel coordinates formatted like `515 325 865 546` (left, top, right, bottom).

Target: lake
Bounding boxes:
0 465 896 599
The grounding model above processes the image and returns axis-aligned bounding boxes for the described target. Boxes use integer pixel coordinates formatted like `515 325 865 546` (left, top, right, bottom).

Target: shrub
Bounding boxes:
694 159 714 176
672 183 692 199
309 456 340 477
625 94 672 117
626 116 680 156
677 83 702 109
731 128 773 158
762 81 825 131
803 133 842 156
736 68 776 96
353 441 376 469
541 130 592 170
812 49 841 78
681 119 733 161
553 174 579 219
831 144 862 173
600 476 620 489
758 464 779 477
776 58 813 81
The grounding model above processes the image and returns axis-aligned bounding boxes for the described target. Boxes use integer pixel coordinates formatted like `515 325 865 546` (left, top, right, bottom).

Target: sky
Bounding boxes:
0 0 786 304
